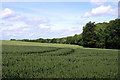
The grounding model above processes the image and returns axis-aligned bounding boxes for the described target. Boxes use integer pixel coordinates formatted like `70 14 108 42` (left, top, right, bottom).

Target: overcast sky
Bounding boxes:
0 1 118 40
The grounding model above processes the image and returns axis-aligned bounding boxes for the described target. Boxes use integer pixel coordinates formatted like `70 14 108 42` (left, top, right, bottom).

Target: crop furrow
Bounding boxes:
24 48 62 54
51 49 75 56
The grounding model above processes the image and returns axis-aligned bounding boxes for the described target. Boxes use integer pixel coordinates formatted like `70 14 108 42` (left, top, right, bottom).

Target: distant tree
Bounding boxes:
46 39 51 43
66 36 74 44
61 38 67 44
50 38 57 43
22 39 29 41
10 39 16 41
36 38 45 42
77 34 83 46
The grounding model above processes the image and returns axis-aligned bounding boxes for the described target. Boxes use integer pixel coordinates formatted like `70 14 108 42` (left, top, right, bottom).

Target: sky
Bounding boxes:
0 1 118 40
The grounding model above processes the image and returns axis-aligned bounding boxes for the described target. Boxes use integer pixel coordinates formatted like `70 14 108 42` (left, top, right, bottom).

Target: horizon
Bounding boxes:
0 2 118 40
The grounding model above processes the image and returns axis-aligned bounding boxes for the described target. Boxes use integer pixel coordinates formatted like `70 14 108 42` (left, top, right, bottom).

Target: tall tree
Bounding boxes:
105 19 120 49
95 22 108 48
82 21 96 47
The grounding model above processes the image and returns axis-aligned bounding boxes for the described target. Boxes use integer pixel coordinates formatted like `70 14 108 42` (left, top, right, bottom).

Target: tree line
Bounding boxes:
11 19 120 49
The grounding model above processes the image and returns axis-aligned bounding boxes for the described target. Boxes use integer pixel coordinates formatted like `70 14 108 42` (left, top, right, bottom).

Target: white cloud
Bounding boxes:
0 8 15 18
25 17 50 26
1 22 82 40
0 22 13 27
0 8 82 40
9 15 21 21
0 8 21 21
39 24 51 28
83 5 117 18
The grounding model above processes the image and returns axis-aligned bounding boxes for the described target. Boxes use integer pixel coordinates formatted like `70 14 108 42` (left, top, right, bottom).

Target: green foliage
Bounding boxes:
10 39 16 41
2 41 118 78
94 22 108 48
83 21 96 47
82 19 120 49
18 34 83 46
105 19 120 49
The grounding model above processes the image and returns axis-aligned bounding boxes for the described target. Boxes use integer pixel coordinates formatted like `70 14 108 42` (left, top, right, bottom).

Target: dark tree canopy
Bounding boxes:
82 21 96 48
105 19 120 49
